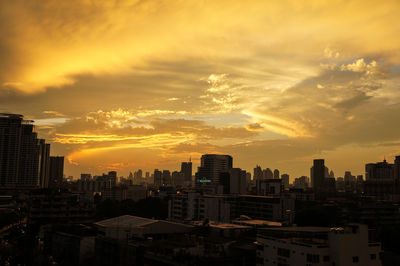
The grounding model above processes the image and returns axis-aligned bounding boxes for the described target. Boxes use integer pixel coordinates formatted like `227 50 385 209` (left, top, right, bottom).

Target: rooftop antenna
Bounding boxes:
189 156 191 162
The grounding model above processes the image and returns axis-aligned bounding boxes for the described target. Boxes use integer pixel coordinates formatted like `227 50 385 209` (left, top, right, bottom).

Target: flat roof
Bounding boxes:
95 215 158 228
261 226 331 233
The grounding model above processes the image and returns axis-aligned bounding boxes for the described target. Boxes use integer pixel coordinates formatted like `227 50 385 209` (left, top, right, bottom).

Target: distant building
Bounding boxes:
364 158 400 198
256 224 381 266
281 174 289 190
162 170 171 186
172 171 184 187
219 168 247 194
293 176 309 189
195 154 233 191
153 169 162 187
273 169 280 179
180 161 192 182
49 156 64 188
311 159 325 191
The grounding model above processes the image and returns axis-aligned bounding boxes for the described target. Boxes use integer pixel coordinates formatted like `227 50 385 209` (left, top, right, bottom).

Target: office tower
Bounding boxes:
195 154 233 186
365 159 394 180
172 171 184 186
311 159 325 190
281 173 289 189
273 169 280 179
181 161 192 182
49 156 64 188
38 139 50 188
154 169 162 187
162 170 171 185
254 165 263 180
329 170 335 179
81 173 92 181
229 168 247 194
0 113 43 187
263 168 273 179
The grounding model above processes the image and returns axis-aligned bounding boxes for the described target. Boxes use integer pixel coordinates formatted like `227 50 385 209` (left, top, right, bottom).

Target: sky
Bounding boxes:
1 0 400 180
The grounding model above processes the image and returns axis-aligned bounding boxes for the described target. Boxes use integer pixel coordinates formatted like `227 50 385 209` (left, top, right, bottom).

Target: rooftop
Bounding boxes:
95 215 158 228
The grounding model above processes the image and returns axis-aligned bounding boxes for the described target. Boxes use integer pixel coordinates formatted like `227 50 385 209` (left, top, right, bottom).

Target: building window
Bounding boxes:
352 256 359 263
277 248 290 258
370 254 376 260
323 256 330 262
307 254 320 263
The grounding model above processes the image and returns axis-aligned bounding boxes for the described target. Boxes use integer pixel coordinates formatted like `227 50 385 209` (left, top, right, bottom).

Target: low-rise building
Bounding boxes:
256 224 381 266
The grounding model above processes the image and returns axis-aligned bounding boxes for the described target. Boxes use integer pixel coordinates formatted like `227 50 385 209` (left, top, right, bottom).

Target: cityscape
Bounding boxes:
1 1 400 266
1 113 399 265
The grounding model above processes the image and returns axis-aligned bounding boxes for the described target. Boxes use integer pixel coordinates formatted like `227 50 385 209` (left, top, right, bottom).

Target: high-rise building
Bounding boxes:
228 168 247 194
273 169 280 179
180 161 192 182
263 168 273 179
195 154 233 186
253 165 263 180
311 159 325 191
49 156 64 188
0 113 43 188
281 173 289 189
172 171 184 186
38 139 50 188
365 159 393 180
154 169 162 187
162 170 171 186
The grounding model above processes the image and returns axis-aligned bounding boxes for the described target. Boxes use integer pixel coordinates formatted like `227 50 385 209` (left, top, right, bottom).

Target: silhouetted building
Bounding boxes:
311 159 325 192
181 161 192 182
49 156 64 188
195 154 233 190
281 174 289 190
38 139 50 188
273 169 280 179
153 169 162 187
172 171 184 186
0 113 44 188
162 170 171 186
364 158 400 199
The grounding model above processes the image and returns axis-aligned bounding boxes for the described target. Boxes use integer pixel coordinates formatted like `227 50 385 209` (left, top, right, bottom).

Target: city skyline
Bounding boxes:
1 1 400 178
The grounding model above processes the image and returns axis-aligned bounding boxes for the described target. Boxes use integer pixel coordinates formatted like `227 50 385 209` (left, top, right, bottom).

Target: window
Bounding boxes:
307 254 320 263
352 256 359 263
277 248 290 258
370 254 376 260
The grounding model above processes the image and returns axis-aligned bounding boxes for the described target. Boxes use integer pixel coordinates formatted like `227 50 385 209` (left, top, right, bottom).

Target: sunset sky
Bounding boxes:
1 0 400 179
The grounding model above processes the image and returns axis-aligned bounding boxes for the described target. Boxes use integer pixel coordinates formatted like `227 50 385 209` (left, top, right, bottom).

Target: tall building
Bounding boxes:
180 161 192 182
311 159 325 191
0 113 43 188
273 169 280 179
281 173 289 190
153 169 162 187
38 139 50 188
253 165 263 180
49 156 64 188
365 159 393 180
172 171 184 186
195 154 233 187
162 170 171 186
263 168 273 179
